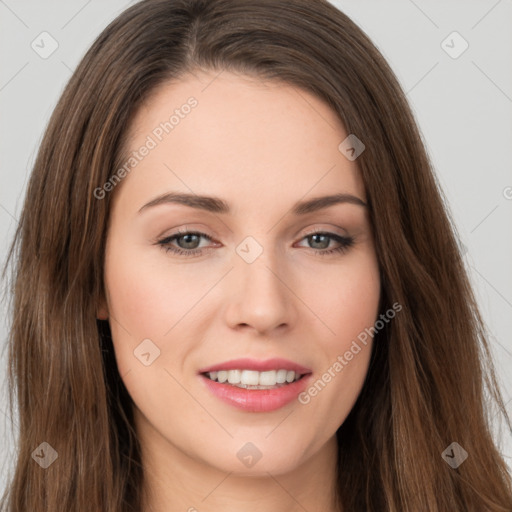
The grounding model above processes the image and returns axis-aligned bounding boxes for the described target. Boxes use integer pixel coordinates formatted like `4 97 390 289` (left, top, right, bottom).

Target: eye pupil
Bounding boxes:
179 234 200 249
310 234 329 249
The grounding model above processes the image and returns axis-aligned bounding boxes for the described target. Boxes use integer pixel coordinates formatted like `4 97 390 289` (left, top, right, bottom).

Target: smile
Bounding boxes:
203 369 303 388
198 358 312 412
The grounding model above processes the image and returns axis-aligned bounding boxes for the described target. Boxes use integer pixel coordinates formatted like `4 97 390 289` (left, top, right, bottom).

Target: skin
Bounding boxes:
99 70 381 512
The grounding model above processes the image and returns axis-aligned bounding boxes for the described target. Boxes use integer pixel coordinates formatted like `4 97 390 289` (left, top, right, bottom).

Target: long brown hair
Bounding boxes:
2 0 511 510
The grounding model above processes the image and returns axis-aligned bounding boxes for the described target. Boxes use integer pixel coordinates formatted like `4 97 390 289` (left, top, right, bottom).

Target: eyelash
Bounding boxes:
156 228 354 258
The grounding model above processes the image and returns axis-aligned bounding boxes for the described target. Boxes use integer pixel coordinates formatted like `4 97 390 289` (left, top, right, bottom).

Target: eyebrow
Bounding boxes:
138 191 367 215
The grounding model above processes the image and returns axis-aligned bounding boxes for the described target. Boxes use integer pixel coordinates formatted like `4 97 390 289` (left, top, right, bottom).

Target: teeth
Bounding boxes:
259 370 276 386
228 369 242 384
276 369 287 384
241 370 259 385
206 369 302 387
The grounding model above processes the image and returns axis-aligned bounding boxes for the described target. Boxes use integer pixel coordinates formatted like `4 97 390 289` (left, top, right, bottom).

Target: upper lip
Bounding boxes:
198 358 312 375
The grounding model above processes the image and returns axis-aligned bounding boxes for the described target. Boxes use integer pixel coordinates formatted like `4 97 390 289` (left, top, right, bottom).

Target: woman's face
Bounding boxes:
101 70 380 476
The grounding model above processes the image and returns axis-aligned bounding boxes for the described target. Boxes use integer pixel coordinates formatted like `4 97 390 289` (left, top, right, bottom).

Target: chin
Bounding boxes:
200 437 312 477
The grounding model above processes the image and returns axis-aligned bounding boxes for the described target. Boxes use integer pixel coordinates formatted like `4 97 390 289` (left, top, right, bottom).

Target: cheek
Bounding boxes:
305 251 381 344
296 252 380 427
103 238 226 385
105 265 166 341
104 244 210 337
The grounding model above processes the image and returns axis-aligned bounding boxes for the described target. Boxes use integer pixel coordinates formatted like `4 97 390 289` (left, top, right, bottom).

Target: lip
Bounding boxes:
198 358 313 413
197 357 312 375
200 373 313 412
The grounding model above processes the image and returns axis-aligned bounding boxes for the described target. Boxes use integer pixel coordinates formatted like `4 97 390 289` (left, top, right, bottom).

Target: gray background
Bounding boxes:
1 0 511 490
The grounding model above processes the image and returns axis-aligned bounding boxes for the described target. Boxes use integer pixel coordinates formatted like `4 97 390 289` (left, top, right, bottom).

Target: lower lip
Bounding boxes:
200 374 312 412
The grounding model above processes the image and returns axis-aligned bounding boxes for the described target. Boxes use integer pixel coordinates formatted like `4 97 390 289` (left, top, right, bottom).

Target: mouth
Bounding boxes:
198 358 313 412
201 369 306 389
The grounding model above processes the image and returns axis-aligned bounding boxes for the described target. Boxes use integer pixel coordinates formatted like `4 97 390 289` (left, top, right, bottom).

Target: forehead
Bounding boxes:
118 70 365 212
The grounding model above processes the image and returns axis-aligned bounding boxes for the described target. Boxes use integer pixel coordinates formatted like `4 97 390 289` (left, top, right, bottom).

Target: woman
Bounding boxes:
2 0 511 510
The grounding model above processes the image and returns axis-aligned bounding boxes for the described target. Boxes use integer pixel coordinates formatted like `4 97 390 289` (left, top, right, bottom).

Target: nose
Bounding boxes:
224 249 298 336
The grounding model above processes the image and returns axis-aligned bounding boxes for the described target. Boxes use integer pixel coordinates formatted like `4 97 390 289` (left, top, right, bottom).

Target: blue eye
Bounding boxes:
300 231 354 256
157 229 354 258
157 230 213 257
